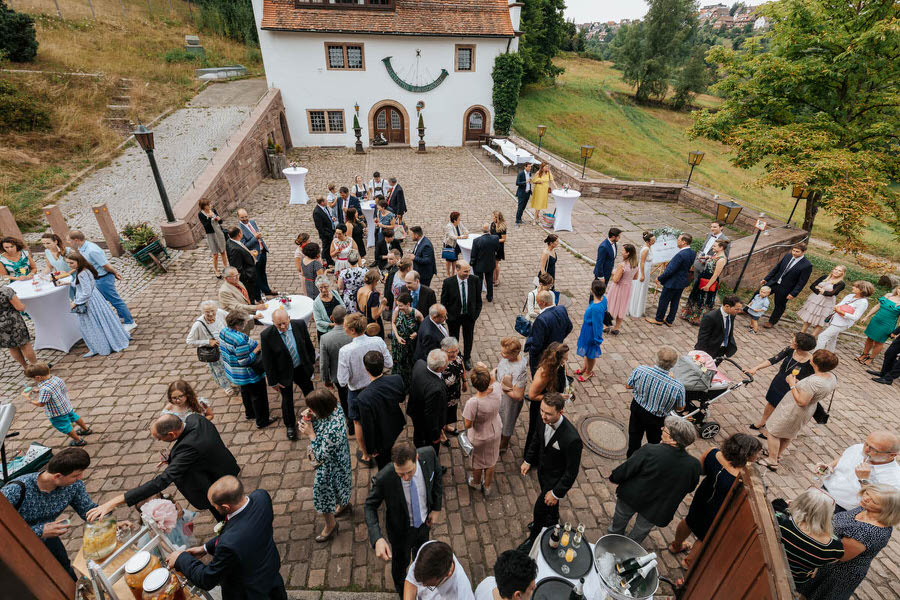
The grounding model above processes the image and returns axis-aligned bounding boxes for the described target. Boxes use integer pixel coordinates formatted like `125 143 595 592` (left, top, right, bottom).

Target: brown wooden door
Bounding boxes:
374 106 404 143
465 108 486 141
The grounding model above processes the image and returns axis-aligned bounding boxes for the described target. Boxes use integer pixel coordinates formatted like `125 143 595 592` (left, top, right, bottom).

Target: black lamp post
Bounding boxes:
133 124 175 223
715 199 743 226
733 211 766 293
787 184 809 227
686 150 705 187
580 144 594 178
537 125 547 154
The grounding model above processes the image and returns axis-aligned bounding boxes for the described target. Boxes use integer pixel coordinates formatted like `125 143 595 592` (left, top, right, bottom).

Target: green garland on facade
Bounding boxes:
382 57 449 92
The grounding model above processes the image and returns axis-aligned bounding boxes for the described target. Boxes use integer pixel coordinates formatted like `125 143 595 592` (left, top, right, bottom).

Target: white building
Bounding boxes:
250 0 521 149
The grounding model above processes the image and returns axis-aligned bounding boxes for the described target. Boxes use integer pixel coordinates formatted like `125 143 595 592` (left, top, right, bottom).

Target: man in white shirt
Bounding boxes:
820 431 900 511
368 171 389 200
404 540 474 600
337 313 393 466
474 549 537 600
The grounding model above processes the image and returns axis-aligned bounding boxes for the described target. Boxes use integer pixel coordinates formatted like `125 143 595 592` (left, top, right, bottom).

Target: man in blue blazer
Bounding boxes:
593 227 622 283
237 208 278 298
170 476 286 600
525 290 573 375
647 233 696 326
515 163 533 225
410 226 436 286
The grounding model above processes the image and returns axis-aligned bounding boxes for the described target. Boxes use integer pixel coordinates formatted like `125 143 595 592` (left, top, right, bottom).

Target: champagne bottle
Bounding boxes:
615 552 658 576
548 524 561 549
568 577 584 599
620 560 658 590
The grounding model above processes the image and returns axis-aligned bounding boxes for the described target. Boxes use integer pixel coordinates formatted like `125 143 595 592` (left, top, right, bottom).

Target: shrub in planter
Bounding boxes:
121 222 160 253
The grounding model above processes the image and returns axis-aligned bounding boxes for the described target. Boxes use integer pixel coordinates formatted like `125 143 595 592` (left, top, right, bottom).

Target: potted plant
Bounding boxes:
353 113 365 154
265 136 287 178
417 111 426 153
121 222 160 254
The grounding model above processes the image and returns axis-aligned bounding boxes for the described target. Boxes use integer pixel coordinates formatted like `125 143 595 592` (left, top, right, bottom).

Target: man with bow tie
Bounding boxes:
520 393 583 549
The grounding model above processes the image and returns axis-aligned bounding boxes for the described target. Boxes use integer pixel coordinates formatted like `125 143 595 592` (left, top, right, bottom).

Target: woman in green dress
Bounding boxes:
858 286 900 366
1 237 36 281
390 291 423 390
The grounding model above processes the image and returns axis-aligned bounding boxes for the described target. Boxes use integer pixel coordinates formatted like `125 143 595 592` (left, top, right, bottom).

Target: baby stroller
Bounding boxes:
670 350 753 440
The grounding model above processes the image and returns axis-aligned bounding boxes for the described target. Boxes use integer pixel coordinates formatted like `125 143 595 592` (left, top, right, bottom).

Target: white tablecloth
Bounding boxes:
361 201 377 248
256 295 314 326
551 189 580 232
283 167 310 205
454 234 487 292
493 139 535 164
11 277 82 352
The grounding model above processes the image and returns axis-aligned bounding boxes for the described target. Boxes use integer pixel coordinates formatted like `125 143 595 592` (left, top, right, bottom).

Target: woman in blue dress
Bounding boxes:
576 278 607 382
65 251 130 358
299 389 352 543
41 233 74 299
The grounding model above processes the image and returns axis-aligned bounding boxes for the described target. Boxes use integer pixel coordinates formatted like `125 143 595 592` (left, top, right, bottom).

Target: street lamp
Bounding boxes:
733 212 766 292
787 184 809 227
537 125 547 154
132 123 175 223
715 199 743 226
686 150 705 187
580 144 594 178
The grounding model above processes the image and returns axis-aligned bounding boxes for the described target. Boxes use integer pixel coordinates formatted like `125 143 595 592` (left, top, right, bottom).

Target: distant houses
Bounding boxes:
578 2 769 37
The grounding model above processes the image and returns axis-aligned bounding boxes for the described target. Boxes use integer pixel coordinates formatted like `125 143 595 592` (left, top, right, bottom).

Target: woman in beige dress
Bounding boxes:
760 349 839 472
462 362 503 497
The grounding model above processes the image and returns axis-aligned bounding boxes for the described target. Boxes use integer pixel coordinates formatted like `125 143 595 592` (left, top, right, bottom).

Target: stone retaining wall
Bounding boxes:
174 88 288 241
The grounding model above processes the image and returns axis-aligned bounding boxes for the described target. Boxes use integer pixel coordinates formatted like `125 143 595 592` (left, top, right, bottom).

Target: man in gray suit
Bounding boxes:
693 221 730 273
319 306 353 433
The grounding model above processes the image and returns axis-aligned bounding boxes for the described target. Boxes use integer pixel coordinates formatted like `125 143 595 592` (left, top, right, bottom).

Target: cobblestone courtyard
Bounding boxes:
4 146 899 598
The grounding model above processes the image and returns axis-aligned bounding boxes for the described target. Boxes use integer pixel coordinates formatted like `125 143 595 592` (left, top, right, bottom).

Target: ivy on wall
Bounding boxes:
491 52 524 135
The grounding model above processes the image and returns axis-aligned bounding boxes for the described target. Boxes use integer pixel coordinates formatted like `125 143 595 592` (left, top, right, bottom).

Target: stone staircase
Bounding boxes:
103 77 135 133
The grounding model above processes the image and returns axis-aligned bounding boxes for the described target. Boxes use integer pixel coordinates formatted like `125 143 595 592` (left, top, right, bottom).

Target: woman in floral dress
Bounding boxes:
337 249 366 313
441 337 467 439
680 239 729 325
1 237 36 280
300 389 352 543
330 225 355 273
391 291 423 389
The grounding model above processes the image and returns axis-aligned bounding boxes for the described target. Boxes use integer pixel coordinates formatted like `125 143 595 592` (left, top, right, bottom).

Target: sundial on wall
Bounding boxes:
382 49 449 93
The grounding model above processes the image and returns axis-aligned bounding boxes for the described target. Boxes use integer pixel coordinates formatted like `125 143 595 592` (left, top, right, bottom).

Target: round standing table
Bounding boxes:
11 276 82 352
283 167 310 205
530 527 608 599
361 201 377 248
551 189 580 232
452 234 487 292
256 295 315 326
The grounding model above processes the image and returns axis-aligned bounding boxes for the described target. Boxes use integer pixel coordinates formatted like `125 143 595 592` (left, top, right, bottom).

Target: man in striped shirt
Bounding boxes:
625 346 685 457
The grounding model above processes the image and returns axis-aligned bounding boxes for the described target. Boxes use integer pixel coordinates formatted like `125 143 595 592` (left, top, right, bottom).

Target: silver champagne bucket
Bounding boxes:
593 534 659 600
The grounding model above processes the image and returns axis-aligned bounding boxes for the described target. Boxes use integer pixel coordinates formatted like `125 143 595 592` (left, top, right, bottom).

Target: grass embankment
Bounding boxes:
0 0 262 230
514 55 899 261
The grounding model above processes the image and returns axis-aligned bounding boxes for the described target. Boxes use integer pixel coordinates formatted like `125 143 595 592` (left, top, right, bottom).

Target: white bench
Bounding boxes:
484 146 512 173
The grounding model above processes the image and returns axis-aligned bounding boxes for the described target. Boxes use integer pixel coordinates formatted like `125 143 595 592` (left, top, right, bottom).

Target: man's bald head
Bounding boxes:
272 308 290 332
208 475 244 508
237 209 249 221
151 414 184 441
868 431 900 457
482 223 491 233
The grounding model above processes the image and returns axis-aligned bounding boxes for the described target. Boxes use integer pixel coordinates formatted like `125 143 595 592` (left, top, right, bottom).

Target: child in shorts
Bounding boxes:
744 286 771 333
24 362 92 446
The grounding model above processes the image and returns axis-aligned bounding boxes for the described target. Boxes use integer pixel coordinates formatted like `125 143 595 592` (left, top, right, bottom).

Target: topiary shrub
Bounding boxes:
0 1 38 62
491 52 524 136
0 79 50 132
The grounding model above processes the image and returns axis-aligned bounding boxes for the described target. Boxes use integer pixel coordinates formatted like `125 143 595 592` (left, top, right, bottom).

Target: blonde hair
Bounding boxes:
790 488 836 538
500 336 522 356
864 484 900 527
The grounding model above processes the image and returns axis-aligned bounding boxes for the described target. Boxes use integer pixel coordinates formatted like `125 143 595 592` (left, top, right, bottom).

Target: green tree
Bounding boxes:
519 0 567 83
671 48 710 109
613 0 699 103
690 0 900 251
0 0 37 62
492 53 524 135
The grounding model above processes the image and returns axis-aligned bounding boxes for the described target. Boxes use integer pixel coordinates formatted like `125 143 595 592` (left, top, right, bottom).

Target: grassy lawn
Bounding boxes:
514 55 899 261
0 0 262 230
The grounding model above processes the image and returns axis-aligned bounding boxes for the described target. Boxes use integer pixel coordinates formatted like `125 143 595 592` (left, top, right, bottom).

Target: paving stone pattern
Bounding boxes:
4 147 898 598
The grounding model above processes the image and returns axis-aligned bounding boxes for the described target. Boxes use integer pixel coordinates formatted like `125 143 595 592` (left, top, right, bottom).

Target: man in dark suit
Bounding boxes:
593 227 622 283
238 208 277 297
413 303 448 363
525 290 573 376
410 226 436 286
520 393 583 547
313 196 336 267
868 326 900 385
226 227 261 303
356 351 407 470
408 351 448 457
470 223 500 302
374 228 404 271
761 243 813 328
88 413 240 522
647 233 696 326
365 442 443 596
387 177 407 219
170 476 286 600
383 250 402 311
515 163 533 225
694 295 743 360
261 308 316 440
403 270 437 316
440 260 482 370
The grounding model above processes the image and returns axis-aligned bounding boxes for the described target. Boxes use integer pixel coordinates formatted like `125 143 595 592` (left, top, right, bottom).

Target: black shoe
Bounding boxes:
866 369 883 376
440 466 448 476
873 377 894 385
748 424 761 431
286 427 298 441
257 417 280 429
464 360 473 371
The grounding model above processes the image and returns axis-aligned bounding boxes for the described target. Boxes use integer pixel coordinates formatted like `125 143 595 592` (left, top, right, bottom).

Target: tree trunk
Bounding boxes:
802 191 821 233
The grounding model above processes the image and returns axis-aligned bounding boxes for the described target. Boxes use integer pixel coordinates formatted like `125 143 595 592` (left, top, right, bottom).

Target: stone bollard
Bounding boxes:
0 206 24 242
42 205 70 242
91 203 124 257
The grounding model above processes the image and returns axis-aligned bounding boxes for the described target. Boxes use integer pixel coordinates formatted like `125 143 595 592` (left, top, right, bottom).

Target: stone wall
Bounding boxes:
174 88 288 241
719 226 808 289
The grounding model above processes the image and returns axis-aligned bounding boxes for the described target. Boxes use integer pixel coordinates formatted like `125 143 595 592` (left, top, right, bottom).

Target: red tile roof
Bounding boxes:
261 0 515 38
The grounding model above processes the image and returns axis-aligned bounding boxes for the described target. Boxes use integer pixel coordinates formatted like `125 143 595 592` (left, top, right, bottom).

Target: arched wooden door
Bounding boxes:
374 105 405 143
465 108 486 141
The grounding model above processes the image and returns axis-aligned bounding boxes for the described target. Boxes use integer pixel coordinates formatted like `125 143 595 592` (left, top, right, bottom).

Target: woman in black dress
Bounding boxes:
668 433 762 565
357 268 386 338
743 331 817 432
539 234 558 288
345 207 366 259
491 210 507 286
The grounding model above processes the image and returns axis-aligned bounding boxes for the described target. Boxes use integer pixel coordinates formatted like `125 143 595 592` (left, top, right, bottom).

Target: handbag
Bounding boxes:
441 246 457 261
71 303 87 315
699 277 719 292
195 319 220 363
813 384 836 425
458 401 477 457
515 295 532 336
249 350 266 375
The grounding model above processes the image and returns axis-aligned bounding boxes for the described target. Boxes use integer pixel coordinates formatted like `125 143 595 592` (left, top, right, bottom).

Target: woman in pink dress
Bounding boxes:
605 243 639 335
462 362 503 498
